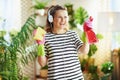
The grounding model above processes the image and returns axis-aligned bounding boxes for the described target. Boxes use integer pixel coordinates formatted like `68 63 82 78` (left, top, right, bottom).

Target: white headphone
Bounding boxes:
48 8 53 23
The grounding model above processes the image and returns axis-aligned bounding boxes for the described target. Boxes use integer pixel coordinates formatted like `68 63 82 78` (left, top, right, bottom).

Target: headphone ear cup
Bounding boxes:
48 15 53 23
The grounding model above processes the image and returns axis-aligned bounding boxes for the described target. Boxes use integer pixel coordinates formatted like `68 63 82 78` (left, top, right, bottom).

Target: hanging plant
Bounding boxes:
32 0 48 16
32 0 48 9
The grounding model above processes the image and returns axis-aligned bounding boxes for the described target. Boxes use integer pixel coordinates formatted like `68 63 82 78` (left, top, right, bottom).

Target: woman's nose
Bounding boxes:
61 17 65 22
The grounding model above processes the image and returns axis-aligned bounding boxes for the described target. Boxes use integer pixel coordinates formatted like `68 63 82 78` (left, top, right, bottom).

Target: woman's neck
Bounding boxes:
52 29 66 34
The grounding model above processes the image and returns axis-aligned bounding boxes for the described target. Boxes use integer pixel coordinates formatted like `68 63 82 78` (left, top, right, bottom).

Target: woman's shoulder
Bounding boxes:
45 30 77 36
67 30 77 35
45 32 52 37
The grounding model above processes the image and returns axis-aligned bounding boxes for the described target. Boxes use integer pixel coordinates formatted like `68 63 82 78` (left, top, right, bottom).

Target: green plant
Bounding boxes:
81 59 87 71
41 65 48 70
64 3 74 15
74 6 89 25
88 44 98 57
0 15 38 80
87 33 103 57
64 3 76 29
32 0 47 9
101 62 114 80
88 65 99 80
101 62 114 74
0 31 6 38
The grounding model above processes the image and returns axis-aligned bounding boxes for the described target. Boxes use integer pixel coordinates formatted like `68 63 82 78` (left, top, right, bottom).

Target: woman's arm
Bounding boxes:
78 42 89 54
73 31 89 54
38 56 47 67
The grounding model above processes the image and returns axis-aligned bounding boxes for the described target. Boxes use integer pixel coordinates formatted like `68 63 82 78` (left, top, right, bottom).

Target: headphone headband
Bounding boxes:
48 7 54 23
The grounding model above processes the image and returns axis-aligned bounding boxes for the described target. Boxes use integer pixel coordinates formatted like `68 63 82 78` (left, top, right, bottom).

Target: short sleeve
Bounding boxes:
44 43 48 57
73 31 83 51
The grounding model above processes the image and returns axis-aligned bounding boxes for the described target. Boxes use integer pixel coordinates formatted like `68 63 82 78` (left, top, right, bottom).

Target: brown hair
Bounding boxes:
45 5 69 33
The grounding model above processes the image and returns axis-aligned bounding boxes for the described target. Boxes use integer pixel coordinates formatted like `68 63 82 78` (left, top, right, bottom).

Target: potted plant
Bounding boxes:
40 65 48 78
101 62 114 80
0 15 38 80
88 65 99 80
32 0 48 16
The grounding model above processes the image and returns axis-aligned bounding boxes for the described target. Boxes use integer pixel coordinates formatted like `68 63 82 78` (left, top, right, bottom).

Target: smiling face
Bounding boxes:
53 10 69 32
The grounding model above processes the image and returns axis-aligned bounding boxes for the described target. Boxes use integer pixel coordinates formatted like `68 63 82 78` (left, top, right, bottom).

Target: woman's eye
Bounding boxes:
56 16 61 19
57 16 68 19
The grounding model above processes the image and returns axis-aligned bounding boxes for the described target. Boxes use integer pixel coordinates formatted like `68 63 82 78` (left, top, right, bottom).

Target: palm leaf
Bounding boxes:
0 15 38 79
74 6 89 25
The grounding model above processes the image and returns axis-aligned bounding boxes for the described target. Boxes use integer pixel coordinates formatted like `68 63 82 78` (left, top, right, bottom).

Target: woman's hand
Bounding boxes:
79 41 89 54
33 27 47 67
83 16 98 44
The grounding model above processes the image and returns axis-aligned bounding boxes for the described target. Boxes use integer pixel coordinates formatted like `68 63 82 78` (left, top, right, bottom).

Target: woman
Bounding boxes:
38 5 89 80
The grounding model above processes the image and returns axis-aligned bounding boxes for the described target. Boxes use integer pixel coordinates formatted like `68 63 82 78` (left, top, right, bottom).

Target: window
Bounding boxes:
0 0 21 31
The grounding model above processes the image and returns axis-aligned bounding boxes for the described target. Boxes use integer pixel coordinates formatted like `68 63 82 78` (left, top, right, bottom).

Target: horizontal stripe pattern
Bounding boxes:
45 30 84 80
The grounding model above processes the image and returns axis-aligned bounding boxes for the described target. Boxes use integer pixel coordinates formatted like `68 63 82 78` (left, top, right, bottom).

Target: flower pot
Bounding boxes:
40 69 48 78
35 9 45 16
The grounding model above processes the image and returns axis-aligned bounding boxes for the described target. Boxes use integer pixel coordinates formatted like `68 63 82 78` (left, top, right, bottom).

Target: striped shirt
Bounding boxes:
45 30 84 80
